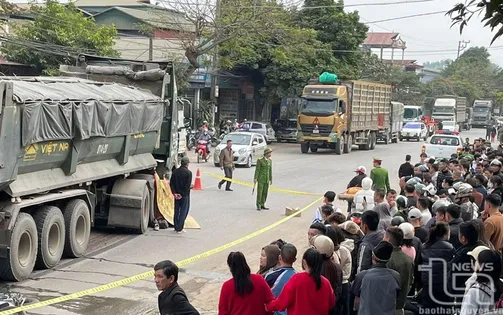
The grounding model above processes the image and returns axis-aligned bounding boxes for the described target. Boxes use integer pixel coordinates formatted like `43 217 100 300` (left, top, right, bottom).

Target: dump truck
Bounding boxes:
297 74 392 154
377 101 404 143
431 95 467 130
0 66 179 281
472 100 493 128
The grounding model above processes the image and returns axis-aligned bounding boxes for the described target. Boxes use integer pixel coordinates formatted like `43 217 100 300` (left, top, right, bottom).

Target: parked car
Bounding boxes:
273 119 298 142
400 122 428 141
441 120 459 133
240 121 276 144
421 131 462 159
213 132 267 168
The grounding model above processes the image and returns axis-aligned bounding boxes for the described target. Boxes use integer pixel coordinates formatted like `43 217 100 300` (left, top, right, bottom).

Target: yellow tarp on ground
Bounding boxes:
154 173 201 229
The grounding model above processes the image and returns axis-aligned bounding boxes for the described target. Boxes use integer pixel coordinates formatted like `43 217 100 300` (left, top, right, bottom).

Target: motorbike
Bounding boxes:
187 127 196 151
0 293 38 315
196 140 209 163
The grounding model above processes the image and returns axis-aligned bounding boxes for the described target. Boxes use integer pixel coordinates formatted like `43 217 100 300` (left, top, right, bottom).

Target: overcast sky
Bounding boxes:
344 0 503 65
12 0 502 66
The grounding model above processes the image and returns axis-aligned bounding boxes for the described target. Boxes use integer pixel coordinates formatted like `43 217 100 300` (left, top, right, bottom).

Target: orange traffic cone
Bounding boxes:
193 169 202 190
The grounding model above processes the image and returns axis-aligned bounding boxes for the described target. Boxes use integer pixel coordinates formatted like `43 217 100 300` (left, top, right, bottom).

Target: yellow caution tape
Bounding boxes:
0 196 323 314
201 170 322 196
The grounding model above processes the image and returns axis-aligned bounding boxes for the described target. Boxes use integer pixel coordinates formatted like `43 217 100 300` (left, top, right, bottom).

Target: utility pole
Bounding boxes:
209 0 221 127
457 40 470 58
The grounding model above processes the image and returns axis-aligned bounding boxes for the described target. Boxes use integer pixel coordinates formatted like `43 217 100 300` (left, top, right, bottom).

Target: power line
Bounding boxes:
363 11 446 24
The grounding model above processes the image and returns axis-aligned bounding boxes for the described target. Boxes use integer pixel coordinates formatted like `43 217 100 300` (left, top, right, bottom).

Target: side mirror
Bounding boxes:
183 118 192 128
252 141 258 146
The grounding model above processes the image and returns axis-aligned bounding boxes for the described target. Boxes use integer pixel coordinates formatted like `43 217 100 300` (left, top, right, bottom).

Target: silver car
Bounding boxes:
240 121 276 144
214 132 267 168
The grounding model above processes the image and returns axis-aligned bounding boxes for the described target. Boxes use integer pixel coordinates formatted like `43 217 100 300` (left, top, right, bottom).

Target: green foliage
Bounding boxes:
424 47 502 106
376 66 424 105
219 1 334 102
196 99 214 127
1 0 119 73
423 60 452 70
295 0 368 78
448 0 503 44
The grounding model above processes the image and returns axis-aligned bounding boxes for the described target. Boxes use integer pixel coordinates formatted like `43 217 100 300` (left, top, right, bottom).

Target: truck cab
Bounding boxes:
432 98 456 122
297 83 347 153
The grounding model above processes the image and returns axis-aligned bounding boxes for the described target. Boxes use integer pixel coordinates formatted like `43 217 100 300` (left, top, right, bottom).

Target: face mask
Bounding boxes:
488 182 494 189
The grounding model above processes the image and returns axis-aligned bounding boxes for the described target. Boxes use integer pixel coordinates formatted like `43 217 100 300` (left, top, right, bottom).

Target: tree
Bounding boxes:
423 60 452 70
156 0 287 76
219 3 334 102
1 0 119 73
424 47 502 106
448 0 503 43
295 0 368 78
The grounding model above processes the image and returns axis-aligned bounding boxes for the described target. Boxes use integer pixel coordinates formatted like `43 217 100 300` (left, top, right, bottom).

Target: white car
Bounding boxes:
440 121 459 133
422 133 462 159
214 132 267 168
400 122 428 141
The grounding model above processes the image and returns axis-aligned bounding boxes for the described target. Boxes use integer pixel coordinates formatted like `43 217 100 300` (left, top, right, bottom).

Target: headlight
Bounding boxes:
238 148 246 155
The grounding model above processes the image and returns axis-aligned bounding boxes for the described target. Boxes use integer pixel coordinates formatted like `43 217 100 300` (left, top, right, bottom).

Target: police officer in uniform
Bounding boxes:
254 148 273 211
370 157 391 193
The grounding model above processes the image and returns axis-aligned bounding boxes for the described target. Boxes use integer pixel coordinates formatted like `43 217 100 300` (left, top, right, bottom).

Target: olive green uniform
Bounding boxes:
370 166 390 193
254 157 272 209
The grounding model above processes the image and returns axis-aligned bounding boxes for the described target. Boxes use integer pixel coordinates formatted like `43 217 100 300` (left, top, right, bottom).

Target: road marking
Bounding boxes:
201 170 322 196
1 196 322 314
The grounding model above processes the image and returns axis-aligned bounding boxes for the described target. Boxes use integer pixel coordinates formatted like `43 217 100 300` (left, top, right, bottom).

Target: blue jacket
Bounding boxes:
264 266 296 315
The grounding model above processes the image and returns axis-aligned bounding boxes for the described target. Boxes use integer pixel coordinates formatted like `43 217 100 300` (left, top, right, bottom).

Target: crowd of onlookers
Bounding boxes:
154 138 503 315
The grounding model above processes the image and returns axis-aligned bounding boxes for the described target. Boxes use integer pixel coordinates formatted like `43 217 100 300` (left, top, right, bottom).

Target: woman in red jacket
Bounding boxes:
218 251 274 315
266 248 335 315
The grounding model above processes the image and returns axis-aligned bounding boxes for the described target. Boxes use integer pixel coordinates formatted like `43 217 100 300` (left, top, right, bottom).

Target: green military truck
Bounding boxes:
0 62 179 281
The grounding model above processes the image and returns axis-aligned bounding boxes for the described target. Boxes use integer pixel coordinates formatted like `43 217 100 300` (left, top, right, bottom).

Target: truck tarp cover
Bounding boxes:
11 80 164 146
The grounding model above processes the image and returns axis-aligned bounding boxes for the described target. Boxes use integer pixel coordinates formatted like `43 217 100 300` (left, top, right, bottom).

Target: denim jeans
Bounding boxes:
174 197 190 232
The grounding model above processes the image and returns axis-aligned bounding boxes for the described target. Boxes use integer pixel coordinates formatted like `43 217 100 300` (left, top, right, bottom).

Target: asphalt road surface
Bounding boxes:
0 127 487 315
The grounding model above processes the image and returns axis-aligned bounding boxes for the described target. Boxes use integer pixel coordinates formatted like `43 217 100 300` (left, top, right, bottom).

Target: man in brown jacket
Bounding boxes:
218 139 235 191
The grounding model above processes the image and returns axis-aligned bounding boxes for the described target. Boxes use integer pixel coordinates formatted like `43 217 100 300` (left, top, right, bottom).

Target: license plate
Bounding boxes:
313 129 319 134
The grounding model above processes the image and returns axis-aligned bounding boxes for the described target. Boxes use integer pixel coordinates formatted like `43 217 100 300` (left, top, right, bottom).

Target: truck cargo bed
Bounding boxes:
348 81 392 132
0 77 165 197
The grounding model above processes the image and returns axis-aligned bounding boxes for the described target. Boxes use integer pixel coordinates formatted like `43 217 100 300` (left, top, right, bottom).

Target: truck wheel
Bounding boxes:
344 134 353 153
140 186 150 234
63 200 91 258
33 206 65 269
309 144 318 153
335 136 344 155
0 213 38 281
363 134 371 150
370 133 377 150
300 143 309 154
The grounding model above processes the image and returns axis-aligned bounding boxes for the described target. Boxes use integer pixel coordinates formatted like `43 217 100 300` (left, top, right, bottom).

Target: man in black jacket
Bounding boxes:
446 204 463 249
436 159 453 191
170 157 193 233
398 155 414 179
448 221 486 310
154 260 200 315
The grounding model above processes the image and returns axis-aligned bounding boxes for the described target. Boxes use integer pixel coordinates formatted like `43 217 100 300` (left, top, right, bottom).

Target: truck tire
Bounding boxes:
370 133 377 150
300 143 309 154
63 199 91 258
0 213 38 281
33 206 65 269
335 136 344 155
309 144 318 153
129 174 156 227
136 185 151 234
363 134 371 150
344 134 353 153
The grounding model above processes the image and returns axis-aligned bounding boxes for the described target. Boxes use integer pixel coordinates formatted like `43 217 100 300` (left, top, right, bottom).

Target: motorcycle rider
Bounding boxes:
198 130 212 155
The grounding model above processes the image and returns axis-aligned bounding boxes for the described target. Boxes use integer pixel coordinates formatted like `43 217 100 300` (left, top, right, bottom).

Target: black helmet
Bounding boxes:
391 216 405 226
